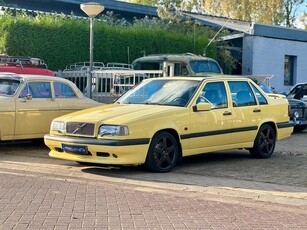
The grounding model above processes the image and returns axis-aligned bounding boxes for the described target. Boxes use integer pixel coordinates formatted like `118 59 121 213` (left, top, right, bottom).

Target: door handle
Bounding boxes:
223 111 232 116
253 109 261 113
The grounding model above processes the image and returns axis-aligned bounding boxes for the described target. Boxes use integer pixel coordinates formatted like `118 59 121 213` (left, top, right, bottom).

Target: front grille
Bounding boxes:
66 122 95 136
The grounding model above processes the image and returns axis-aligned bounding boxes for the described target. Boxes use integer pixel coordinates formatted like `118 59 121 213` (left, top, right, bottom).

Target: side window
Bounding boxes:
174 63 182 76
54 82 76 98
251 84 268 105
182 65 188 76
228 81 257 107
197 82 227 109
20 82 51 98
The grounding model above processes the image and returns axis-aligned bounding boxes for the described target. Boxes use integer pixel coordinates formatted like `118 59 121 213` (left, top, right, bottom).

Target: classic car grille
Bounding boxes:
66 122 95 136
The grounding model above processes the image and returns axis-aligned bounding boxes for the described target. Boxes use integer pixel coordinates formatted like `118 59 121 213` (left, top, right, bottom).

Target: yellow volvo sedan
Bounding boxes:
45 76 293 172
0 73 100 141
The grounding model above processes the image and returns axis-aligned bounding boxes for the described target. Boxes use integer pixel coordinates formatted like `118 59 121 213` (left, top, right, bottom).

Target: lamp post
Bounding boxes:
80 2 104 98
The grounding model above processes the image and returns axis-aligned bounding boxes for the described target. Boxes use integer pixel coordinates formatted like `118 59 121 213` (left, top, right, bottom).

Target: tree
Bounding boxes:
202 0 284 24
282 0 305 27
128 0 306 28
298 12 307 29
128 0 157 6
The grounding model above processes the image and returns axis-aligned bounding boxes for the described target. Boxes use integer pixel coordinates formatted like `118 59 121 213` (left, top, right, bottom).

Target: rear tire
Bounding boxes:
144 132 179 173
249 124 276 158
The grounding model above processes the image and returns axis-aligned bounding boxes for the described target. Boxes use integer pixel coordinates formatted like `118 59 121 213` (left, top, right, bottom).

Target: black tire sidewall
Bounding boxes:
144 132 179 173
251 124 276 158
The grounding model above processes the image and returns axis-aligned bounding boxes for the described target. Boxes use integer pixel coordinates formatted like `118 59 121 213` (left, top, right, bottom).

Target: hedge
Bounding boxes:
0 13 224 71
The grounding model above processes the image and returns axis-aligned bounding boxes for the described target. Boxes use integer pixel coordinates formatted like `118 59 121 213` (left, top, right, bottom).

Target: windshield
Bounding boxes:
0 79 20 96
116 79 200 107
287 84 307 100
190 60 221 73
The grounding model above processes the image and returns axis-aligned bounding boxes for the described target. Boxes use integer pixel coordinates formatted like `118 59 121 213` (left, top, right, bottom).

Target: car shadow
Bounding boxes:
80 149 306 193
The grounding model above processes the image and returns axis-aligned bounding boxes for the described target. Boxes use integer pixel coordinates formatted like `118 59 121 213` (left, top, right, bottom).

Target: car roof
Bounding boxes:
144 75 252 82
132 53 219 64
0 73 71 83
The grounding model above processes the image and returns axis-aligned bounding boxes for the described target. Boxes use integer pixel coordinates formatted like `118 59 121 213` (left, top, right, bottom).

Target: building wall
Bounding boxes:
242 35 307 93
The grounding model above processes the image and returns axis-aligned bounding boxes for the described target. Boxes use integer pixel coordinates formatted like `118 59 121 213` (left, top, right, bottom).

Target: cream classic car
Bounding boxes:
0 73 100 141
45 76 293 172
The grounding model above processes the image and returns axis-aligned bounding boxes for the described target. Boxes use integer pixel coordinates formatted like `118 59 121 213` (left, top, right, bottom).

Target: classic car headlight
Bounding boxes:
51 121 65 132
99 125 129 136
292 109 303 118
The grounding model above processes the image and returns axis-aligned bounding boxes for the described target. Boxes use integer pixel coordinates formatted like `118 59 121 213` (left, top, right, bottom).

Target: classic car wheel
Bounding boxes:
144 132 179 172
249 124 276 158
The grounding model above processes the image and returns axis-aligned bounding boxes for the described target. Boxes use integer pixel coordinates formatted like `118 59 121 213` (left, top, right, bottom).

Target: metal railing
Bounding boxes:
60 69 163 103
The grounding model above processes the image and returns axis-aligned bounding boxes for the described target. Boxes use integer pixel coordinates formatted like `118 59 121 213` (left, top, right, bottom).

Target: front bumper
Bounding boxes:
44 134 150 165
293 117 307 126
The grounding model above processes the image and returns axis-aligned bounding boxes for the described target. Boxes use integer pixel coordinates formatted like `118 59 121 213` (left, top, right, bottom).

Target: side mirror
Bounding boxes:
26 94 32 100
193 102 211 112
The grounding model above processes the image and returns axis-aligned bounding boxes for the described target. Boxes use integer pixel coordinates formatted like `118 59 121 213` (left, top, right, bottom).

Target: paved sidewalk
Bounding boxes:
0 167 306 230
0 132 306 229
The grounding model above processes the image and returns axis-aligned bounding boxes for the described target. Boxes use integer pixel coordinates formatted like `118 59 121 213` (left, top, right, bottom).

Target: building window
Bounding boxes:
284 55 296 86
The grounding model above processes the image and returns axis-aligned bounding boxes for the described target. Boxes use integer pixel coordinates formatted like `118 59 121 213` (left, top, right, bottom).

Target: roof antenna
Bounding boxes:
203 6 241 56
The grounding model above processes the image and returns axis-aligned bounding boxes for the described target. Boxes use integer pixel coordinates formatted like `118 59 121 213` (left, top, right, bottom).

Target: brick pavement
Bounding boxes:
0 132 307 229
0 168 306 230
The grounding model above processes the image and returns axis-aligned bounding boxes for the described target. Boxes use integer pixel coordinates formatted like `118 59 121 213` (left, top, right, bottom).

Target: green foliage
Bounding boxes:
0 12 235 72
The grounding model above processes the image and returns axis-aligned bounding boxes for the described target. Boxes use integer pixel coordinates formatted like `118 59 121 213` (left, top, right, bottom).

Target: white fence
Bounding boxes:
59 69 163 103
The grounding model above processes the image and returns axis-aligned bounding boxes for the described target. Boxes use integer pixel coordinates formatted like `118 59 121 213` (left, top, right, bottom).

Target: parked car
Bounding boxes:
0 73 100 141
0 55 55 76
255 80 307 133
287 82 307 102
132 53 223 76
45 76 293 172
285 82 307 132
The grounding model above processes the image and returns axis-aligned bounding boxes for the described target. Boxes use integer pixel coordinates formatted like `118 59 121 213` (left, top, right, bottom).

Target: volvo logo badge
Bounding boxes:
72 123 87 134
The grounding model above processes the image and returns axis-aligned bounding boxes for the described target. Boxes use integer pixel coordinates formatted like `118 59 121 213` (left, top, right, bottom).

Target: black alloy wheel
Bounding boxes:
249 124 276 158
144 132 179 172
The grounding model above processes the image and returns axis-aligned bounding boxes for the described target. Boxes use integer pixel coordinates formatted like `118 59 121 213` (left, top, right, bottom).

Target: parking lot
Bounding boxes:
0 131 306 229
0 130 306 193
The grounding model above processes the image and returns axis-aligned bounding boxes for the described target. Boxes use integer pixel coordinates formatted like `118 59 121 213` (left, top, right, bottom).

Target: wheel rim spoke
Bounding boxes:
162 137 167 149
269 139 274 145
165 155 172 165
157 157 164 167
260 141 266 150
167 145 174 152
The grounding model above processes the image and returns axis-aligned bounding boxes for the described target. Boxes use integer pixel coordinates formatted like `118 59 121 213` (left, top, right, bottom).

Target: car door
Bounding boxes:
227 81 261 144
53 81 92 116
14 80 60 139
188 81 232 155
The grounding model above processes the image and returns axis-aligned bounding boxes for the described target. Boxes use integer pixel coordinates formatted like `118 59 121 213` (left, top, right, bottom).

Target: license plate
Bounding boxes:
62 144 88 155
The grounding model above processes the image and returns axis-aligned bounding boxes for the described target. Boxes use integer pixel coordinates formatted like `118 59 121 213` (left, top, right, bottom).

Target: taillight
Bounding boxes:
288 105 291 117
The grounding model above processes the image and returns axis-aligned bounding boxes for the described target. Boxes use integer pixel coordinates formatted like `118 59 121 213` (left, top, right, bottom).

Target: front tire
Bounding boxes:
249 124 276 158
144 132 179 172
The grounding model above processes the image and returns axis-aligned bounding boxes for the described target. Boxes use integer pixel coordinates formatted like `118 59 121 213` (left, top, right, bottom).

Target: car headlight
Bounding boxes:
291 109 303 118
51 121 65 133
99 125 129 136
